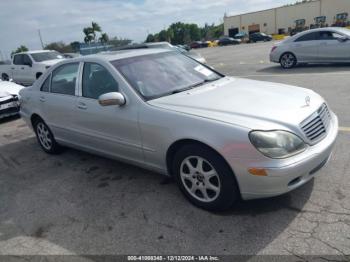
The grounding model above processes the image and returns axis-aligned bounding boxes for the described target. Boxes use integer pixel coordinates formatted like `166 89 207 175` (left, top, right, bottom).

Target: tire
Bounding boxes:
1 73 9 81
280 52 297 69
172 144 240 211
33 118 62 154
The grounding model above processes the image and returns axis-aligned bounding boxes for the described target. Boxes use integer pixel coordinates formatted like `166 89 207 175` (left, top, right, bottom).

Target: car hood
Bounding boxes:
148 77 325 131
0 81 24 97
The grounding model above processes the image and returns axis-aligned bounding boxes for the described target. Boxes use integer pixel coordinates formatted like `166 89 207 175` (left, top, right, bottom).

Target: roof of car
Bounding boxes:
284 27 349 42
293 27 348 36
69 48 171 63
16 50 57 55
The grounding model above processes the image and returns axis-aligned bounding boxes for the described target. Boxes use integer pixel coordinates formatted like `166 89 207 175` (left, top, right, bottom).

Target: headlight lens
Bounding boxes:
249 130 307 159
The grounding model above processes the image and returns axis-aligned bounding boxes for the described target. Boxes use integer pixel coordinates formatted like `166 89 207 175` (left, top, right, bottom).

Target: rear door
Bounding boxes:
40 62 80 142
290 32 320 62
317 30 350 62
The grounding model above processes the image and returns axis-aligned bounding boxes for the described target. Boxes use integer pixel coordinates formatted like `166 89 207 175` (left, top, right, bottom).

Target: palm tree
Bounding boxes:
99 33 109 44
91 22 101 41
83 27 94 43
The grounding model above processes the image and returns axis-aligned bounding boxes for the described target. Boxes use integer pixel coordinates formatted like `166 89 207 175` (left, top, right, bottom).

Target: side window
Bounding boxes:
41 74 51 92
13 55 23 65
22 55 32 66
51 63 79 96
295 32 318 42
82 62 119 99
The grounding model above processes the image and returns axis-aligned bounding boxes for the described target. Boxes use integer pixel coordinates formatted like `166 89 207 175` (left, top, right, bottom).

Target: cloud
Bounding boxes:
0 0 292 58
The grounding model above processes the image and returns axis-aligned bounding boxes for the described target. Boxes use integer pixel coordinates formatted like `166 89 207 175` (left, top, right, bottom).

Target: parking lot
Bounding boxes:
1 41 350 258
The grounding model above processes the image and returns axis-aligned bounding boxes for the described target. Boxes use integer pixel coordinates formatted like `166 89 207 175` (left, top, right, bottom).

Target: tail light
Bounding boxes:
271 46 277 53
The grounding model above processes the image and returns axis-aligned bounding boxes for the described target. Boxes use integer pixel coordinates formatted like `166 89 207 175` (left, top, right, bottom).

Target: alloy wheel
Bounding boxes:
180 156 221 202
36 122 52 150
281 53 296 68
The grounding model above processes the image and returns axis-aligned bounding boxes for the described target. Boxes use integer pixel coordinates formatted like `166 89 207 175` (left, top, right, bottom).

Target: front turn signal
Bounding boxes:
248 168 268 176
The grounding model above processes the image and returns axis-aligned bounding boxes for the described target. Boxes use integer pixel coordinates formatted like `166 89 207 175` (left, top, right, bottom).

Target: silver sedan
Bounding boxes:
270 27 350 69
20 49 338 211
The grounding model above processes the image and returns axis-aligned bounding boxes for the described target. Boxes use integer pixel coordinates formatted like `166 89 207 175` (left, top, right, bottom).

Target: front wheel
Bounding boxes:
33 119 62 154
280 52 297 69
172 144 240 211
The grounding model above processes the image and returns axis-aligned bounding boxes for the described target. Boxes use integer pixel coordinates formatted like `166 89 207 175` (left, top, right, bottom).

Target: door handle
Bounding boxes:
11 67 15 70
21 67 25 70
77 102 87 110
39 96 45 102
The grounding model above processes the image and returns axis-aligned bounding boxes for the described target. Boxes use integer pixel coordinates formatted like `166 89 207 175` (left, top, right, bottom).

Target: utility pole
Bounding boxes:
38 29 44 49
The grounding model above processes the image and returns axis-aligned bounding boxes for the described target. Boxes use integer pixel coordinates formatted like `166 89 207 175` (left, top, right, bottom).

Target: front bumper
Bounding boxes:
234 114 338 200
0 97 20 119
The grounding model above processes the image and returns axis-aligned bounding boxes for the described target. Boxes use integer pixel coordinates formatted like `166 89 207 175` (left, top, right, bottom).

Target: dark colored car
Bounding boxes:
249 32 273 43
218 37 241 46
190 41 203 49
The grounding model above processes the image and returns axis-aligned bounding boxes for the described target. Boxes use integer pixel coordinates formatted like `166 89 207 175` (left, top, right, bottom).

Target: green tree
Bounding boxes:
145 34 156 43
99 33 109 43
11 45 29 56
83 21 103 43
108 37 132 47
44 41 73 53
83 27 94 43
70 41 80 52
91 21 102 41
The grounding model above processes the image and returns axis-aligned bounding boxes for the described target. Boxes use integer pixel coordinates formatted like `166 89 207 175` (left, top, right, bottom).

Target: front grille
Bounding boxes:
0 95 18 105
300 103 331 143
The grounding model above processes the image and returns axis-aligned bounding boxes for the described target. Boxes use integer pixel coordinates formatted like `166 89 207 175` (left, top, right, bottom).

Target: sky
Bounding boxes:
0 0 294 59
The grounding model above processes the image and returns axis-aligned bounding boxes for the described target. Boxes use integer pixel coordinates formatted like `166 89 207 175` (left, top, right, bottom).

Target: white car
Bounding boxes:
270 27 350 68
0 80 24 119
0 50 65 85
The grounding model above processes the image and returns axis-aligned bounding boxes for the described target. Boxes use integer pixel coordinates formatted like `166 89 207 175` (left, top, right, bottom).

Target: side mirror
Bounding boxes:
24 62 32 67
98 92 126 106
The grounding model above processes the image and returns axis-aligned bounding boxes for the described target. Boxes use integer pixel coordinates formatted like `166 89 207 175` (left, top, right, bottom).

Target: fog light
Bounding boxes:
248 168 268 176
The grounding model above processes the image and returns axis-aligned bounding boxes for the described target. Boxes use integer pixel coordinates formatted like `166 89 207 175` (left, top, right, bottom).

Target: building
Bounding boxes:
224 0 350 37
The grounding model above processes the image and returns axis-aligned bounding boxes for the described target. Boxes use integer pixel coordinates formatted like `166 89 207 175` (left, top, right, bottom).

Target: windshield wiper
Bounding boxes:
171 78 220 95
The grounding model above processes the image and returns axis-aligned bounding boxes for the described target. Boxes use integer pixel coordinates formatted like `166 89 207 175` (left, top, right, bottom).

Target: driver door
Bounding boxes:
72 62 143 164
318 31 350 62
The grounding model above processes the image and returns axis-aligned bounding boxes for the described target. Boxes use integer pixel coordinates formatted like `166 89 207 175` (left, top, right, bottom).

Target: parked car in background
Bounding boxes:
0 50 65 85
270 27 350 69
218 37 241 46
234 32 248 42
190 41 203 49
176 44 191 51
20 49 338 211
249 32 273 43
0 80 24 119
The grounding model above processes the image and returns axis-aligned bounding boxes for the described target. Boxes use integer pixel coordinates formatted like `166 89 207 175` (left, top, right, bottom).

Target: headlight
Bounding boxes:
249 130 307 159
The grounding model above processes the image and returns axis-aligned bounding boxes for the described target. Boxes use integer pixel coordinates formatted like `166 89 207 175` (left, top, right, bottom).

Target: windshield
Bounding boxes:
31 51 64 62
112 51 221 100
